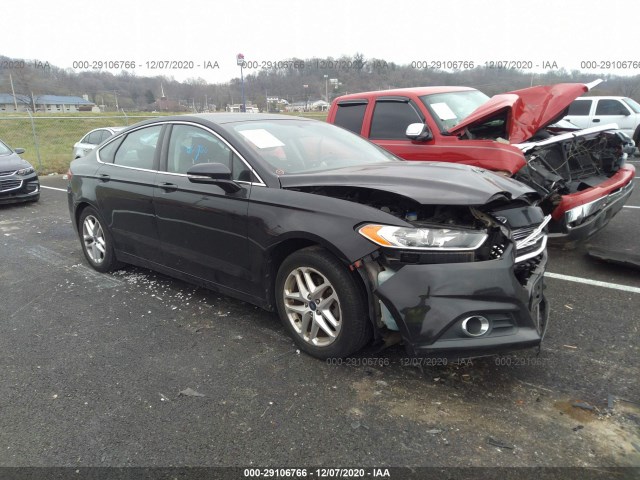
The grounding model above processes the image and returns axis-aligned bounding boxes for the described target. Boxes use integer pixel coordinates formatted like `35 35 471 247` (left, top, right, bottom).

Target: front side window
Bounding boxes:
167 125 233 174
370 101 422 140
567 99 592 116
595 99 629 116
0 140 12 155
622 97 640 114
113 125 162 170
87 130 103 145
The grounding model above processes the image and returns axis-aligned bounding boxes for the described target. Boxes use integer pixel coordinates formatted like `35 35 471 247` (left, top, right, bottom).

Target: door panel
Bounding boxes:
94 124 163 262
154 124 252 293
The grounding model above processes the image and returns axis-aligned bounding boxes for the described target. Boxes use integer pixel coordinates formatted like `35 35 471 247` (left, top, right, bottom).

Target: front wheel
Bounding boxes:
275 247 371 359
78 206 122 272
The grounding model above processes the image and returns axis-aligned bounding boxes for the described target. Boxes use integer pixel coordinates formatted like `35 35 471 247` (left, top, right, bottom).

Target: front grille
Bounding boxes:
0 170 17 176
0 179 22 192
512 226 536 243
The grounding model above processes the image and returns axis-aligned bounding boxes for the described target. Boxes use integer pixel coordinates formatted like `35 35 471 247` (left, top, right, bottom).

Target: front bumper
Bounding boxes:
0 174 40 204
374 244 548 358
550 165 635 241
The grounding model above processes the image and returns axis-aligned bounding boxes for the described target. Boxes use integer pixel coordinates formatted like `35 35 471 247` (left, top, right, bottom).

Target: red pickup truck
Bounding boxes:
327 82 635 241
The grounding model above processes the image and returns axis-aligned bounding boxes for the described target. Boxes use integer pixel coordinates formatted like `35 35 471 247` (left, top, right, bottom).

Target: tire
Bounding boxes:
275 246 371 359
78 206 122 272
634 128 640 157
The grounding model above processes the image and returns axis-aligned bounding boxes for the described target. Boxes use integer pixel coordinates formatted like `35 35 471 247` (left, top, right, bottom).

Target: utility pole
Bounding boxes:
237 53 246 112
9 74 18 111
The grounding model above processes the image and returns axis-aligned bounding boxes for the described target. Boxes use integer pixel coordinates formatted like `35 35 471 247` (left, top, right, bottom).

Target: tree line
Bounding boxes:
1 54 639 112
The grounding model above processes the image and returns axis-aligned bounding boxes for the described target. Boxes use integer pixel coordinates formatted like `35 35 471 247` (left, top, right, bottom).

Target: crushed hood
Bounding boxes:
279 162 536 206
448 80 602 144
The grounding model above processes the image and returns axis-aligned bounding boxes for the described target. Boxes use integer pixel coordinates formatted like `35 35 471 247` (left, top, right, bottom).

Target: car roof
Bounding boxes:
334 86 477 101
183 113 315 124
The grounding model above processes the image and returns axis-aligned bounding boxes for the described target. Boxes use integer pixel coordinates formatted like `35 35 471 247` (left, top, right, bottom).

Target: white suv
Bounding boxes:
564 96 640 146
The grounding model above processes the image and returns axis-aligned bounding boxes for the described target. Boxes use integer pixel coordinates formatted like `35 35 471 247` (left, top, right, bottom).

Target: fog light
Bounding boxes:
461 316 490 337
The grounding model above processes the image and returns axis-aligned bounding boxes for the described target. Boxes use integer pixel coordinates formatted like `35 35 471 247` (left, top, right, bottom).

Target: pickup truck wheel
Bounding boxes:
276 247 371 359
633 126 640 157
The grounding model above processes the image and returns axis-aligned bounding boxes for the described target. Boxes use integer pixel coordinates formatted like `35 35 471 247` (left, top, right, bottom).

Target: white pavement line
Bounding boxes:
624 206 640 209
41 185 67 192
545 272 640 294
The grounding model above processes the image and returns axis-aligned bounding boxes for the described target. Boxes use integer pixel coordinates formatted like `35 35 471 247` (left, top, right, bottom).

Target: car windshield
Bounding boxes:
228 119 397 174
420 90 490 130
623 97 640 114
0 140 12 156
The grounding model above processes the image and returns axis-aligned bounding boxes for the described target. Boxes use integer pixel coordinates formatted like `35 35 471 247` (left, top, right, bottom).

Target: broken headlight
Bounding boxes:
358 224 487 251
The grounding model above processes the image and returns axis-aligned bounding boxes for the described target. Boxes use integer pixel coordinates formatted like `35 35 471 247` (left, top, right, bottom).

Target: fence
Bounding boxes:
0 113 161 174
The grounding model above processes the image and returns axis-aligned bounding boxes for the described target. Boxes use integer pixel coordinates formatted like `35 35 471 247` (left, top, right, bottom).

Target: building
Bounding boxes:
225 103 260 113
0 94 94 113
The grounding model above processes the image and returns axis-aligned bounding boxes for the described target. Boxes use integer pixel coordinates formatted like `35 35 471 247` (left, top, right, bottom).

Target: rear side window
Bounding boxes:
370 100 422 140
567 100 592 116
113 125 162 170
333 102 367 134
97 137 122 163
595 99 630 116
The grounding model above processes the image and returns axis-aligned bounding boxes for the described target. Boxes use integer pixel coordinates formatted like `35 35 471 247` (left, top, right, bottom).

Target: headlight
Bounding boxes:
16 167 35 176
358 224 488 251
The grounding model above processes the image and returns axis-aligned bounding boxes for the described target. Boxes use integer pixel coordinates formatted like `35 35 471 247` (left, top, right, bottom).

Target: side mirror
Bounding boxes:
406 123 432 142
14 148 25 154
187 163 241 193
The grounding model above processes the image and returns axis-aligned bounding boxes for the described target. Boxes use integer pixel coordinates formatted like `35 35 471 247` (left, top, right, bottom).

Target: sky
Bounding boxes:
3 0 639 83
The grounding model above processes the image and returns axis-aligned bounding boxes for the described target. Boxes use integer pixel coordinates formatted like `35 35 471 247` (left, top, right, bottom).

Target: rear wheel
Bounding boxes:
275 247 371 359
78 206 122 272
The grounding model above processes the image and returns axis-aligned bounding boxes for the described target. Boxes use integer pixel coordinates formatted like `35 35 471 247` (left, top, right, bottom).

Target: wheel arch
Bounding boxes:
263 235 371 317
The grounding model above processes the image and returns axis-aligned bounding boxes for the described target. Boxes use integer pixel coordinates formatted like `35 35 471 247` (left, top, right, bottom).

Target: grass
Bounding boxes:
0 111 329 175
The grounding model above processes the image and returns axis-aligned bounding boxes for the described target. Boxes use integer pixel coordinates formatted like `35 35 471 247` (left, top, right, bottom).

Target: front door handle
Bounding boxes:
593 118 600 122
98 173 110 182
159 182 178 192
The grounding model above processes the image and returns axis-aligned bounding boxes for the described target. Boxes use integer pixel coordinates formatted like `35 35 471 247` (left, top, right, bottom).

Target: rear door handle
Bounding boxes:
159 182 178 192
593 118 600 122
98 173 110 182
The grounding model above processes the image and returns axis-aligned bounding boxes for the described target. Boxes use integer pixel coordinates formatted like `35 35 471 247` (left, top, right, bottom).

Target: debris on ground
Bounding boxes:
572 425 584 432
486 437 514 449
178 387 205 397
159 393 171 402
572 401 595 411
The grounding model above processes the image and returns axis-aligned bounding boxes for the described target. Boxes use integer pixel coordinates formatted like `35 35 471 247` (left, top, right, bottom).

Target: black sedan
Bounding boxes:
67 114 550 359
0 140 40 204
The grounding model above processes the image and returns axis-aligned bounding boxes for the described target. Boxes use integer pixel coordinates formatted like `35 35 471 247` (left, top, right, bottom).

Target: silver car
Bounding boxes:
73 127 125 159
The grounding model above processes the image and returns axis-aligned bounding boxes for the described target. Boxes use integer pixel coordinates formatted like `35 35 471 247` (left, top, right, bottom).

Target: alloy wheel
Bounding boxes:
82 215 106 265
282 266 342 347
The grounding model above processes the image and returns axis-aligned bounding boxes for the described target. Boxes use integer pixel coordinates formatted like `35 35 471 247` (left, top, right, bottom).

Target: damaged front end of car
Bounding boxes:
288 173 550 359
515 126 635 239
448 82 636 241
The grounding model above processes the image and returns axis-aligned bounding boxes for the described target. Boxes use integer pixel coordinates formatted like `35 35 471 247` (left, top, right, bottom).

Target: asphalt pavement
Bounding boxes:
0 171 638 471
